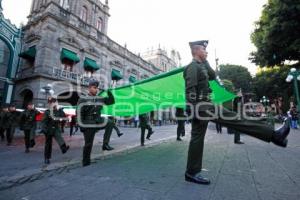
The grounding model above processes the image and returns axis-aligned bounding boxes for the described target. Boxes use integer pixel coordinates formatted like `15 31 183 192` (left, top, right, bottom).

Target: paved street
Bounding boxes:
0 124 183 188
1 123 300 200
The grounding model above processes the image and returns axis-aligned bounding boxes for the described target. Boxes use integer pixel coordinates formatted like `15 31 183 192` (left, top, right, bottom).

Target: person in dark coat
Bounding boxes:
41 97 70 164
77 79 115 167
139 113 154 146
0 105 9 142
19 102 40 153
4 103 21 146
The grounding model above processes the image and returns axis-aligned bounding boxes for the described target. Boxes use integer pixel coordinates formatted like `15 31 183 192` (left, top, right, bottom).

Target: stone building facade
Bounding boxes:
0 0 21 105
142 47 181 72
14 0 161 108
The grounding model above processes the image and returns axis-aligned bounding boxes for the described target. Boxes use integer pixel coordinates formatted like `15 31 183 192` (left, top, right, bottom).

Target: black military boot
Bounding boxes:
30 139 36 148
271 119 290 147
82 160 91 167
61 143 70 154
185 173 211 185
117 132 124 137
102 144 114 151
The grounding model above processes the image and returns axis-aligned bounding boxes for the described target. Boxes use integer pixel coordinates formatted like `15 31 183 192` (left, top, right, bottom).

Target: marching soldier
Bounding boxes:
77 79 115 167
41 97 70 164
0 105 9 142
184 40 290 185
139 113 154 146
19 102 40 153
5 103 20 146
175 107 186 141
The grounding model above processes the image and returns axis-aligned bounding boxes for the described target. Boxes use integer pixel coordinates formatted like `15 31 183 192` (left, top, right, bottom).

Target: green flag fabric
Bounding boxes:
101 67 236 117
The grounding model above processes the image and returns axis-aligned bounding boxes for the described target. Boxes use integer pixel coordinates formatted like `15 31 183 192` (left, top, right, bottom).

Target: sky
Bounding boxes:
2 0 267 75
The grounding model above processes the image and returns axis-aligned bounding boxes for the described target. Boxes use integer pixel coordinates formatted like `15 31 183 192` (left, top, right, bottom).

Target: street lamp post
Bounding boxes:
260 96 270 109
260 96 275 127
286 68 300 112
40 84 54 106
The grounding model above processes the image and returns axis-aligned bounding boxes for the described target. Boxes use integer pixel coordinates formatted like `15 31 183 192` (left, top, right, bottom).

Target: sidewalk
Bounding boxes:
1 124 300 200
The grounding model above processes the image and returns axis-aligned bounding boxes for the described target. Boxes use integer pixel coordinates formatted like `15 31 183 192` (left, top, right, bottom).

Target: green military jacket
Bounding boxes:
0 111 5 129
183 59 216 111
77 90 115 130
5 111 21 128
19 109 39 131
41 108 66 136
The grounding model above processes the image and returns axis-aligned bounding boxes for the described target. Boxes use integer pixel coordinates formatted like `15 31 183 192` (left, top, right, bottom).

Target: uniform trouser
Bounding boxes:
103 119 114 145
140 125 153 145
82 129 97 165
54 129 65 146
70 125 79 136
24 130 31 149
44 131 66 159
82 120 114 165
30 126 36 141
186 108 274 175
0 128 5 140
44 135 53 159
234 132 241 142
113 124 121 135
216 123 222 133
70 125 74 136
5 127 15 144
177 120 185 138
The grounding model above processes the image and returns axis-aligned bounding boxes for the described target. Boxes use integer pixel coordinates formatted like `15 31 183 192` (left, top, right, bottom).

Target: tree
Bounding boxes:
252 66 293 112
250 0 300 67
219 64 253 93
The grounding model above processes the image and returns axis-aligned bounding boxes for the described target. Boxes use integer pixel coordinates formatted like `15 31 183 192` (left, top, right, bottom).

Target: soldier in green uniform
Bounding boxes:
0 105 9 142
175 107 186 141
109 116 123 137
77 79 115 167
41 97 70 164
184 40 290 185
139 113 154 146
4 104 21 146
19 102 40 153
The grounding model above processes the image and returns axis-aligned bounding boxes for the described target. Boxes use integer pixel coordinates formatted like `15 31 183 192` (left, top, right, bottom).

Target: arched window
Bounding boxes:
80 6 88 22
96 18 103 31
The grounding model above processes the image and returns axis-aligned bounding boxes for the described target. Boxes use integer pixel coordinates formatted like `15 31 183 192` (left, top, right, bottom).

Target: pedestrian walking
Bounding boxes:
139 113 154 146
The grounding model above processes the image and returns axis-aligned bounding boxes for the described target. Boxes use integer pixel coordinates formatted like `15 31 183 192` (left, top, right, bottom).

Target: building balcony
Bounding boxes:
16 66 95 87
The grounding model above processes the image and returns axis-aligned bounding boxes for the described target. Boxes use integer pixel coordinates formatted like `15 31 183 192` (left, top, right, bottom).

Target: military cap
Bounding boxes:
189 40 209 49
88 79 99 87
47 96 57 103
